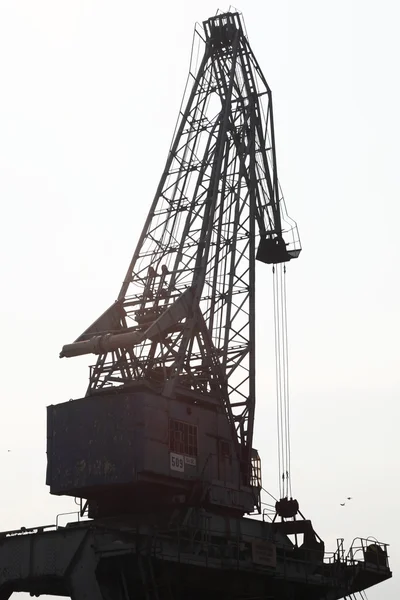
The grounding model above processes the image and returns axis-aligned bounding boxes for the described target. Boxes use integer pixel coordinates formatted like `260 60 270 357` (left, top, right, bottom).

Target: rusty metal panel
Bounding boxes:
0 528 87 587
46 392 146 496
46 388 244 510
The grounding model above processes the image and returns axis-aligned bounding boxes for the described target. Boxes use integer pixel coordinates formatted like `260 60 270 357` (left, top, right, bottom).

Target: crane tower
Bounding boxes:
0 12 391 600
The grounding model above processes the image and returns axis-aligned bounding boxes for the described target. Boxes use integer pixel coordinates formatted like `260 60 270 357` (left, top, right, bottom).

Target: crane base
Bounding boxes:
0 509 391 600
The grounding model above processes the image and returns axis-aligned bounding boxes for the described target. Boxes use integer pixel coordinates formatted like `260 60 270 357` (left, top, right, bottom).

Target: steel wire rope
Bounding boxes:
252 58 293 500
254 56 295 500
277 264 286 498
216 196 227 352
273 262 293 499
146 38 213 280
205 54 236 351
160 65 215 294
206 62 230 347
280 263 290 498
278 264 288 499
278 264 289 498
217 149 236 354
273 265 283 498
280 265 288 497
168 23 201 148
194 25 201 75
223 46 253 406
262 486 278 503
159 100 204 264
282 264 292 498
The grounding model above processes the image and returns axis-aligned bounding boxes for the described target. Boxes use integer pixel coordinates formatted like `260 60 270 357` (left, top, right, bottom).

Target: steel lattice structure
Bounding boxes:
61 12 301 481
2 12 388 600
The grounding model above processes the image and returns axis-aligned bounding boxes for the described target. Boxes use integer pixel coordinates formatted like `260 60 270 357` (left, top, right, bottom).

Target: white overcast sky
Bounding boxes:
0 1 398 599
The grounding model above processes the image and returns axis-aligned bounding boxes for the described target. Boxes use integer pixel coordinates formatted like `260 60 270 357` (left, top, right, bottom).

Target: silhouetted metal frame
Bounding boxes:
75 12 300 484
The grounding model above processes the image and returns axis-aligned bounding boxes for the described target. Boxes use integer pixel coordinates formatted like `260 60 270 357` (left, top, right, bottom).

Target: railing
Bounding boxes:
0 524 56 538
324 537 390 572
0 509 87 538
0 509 89 538
0 513 390 585
347 537 389 570
55 511 81 528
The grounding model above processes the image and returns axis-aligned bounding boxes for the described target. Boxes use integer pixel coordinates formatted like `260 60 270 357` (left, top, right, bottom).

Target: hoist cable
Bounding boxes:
275 264 284 497
272 266 282 498
274 265 286 497
280 264 289 498
273 263 292 499
282 265 292 498
281 265 287 495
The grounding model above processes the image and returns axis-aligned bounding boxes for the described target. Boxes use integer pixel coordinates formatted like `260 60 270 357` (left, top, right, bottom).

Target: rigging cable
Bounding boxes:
282 263 292 499
273 265 283 498
273 262 292 499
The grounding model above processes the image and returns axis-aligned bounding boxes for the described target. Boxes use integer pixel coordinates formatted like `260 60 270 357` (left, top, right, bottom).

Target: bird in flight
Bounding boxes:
340 497 353 506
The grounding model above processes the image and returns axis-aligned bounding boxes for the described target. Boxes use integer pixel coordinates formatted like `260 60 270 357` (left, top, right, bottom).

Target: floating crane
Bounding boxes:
0 11 391 600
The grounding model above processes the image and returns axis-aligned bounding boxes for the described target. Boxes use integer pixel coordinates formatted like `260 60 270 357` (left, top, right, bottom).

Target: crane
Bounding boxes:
57 11 301 517
0 12 390 600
